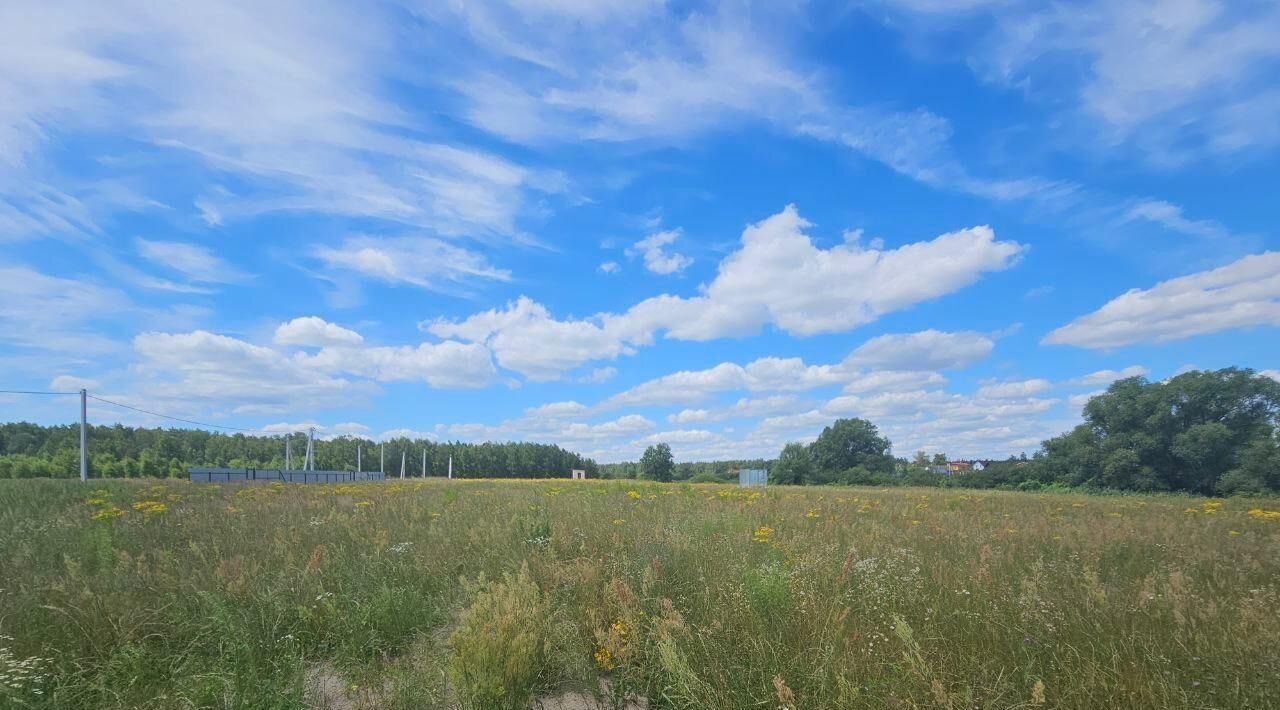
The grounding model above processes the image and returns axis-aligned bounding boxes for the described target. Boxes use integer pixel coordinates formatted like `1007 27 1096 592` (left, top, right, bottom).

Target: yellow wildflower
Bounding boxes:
91 505 125 521
593 647 615 670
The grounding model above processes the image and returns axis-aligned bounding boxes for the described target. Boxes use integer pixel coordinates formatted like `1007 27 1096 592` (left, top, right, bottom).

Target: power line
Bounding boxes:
85 394 276 434
0 389 80 396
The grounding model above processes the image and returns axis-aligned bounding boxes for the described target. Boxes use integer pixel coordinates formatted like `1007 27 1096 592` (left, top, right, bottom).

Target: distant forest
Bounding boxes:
0 424 599 480
3 368 1276 494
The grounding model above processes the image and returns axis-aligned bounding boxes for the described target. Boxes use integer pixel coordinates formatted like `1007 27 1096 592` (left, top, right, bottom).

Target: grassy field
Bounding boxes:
1 479 1278 709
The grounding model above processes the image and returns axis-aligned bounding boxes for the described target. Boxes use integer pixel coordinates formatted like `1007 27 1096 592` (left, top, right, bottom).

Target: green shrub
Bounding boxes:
448 564 550 710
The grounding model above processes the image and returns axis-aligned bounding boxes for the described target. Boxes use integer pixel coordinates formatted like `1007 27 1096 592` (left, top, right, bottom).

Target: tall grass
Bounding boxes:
0 478 1277 708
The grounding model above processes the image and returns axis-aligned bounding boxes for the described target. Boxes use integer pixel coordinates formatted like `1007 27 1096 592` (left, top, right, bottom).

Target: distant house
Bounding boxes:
946 461 973 474
928 464 950 475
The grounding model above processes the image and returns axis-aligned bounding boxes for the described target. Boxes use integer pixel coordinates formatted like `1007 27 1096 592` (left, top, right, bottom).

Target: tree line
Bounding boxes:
0 424 599 480
3 368 1276 494
622 368 1280 495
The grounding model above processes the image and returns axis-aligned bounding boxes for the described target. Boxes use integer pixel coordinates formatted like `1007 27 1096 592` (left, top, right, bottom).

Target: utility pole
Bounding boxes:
421 448 426 477
285 435 292 470
357 444 362 473
448 455 453 480
379 444 384 474
305 427 316 471
399 450 406 479
79 389 87 482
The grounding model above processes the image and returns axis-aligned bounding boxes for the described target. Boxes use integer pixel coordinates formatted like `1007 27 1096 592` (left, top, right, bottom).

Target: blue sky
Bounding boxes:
1 0 1277 462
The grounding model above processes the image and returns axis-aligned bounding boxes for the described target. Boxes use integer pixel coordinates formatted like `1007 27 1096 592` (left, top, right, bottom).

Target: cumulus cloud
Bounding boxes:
1044 252 1280 348
133 330 376 413
844 330 995 371
297 341 496 389
427 296 632 381
429 205 1022 379
599 261 620 274
50 375 100 391
666 395 804 424
841 370 948 394
1072 365 1149 386
976 379 1051 399
628 229 692 274
603 329 984 409
274 316 364 348
131 325 497 415
578 366 617 384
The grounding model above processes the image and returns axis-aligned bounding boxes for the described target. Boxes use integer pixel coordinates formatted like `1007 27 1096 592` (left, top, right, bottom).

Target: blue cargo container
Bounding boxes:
738 468 767 487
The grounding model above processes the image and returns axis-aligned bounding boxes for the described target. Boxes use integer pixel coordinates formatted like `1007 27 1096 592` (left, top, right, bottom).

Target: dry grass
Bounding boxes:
1 478 1278 708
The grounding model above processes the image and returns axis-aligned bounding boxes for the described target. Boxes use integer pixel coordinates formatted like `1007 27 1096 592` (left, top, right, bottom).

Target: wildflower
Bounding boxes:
91 505 126 521
752 526 774 543
593 646 615 670
1202 500 1222 514
132 500 168 516
1247 508 1280 521
910 520 921 526
612 519 626 525
355 500 373 508
805 509 821 519
627 490 641 500
1228 530 1241 537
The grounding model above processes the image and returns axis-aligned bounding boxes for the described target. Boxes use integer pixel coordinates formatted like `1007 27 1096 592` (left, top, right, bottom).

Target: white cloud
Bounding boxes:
1072 365 1149 386
628 229 692 275
523 401 590 420
0 264 130 356
1125 200 1232 241
844 330 995 371
1044 252 1280 348
668 409 712 424
315 235 511 293
50 375 100 391
134 238 246 283
1068 390 1104 411
427 296 632 381
578 366 617 384
599 261 620 274
1261 369 1280 383
430 206 1021 379
377 428 437 442
936 0 1280 159
0 1 563 244
274 316 363 348
133 330 376 414
298 341 497 389
666 395 804 424
976 378 1051 399
841 370 948 394
131 325 498 416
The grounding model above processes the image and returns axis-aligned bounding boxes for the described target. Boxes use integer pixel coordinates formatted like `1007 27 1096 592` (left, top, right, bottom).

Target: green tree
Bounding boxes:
639 443 675 482
771 442 812 485
809 418 893 481
1037 368 1280 494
